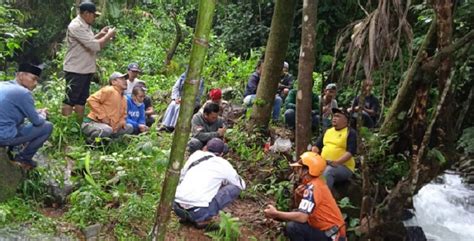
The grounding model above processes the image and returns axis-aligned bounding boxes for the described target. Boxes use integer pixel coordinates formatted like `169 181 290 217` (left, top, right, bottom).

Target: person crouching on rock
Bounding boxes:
173 138 246 228
264 152 346 241
0 63 53 169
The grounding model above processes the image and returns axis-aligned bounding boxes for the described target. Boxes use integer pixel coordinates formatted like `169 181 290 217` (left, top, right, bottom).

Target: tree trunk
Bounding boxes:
295 0 318 157
164 11 183 67
250 0 297 128
150 1 216 240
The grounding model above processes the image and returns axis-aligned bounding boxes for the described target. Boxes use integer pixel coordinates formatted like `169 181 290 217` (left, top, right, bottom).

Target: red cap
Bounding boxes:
209 88 222 101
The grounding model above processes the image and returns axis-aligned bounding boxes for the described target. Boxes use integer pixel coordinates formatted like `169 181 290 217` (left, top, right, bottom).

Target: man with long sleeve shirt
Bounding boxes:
0 63 53 169
174 138 246 228
284 86 319 131
81 72 133 141
188 103 227 154
243 59 283 121
62 2 116 122
160 71 204 132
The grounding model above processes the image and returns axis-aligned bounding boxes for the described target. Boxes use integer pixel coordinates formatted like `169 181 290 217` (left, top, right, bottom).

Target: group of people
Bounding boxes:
0 2 377 240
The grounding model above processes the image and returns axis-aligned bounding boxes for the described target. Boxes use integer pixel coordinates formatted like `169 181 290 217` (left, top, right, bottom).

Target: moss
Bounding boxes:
0 148 24 202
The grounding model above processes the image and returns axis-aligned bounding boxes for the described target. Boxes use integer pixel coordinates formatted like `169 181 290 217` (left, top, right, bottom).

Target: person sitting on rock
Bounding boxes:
320 83 338 130
284 81 319 131
174 138 246 228
348 79 380 129
188 103 227 154
81 72 133 142
0 63 53 169
134 82 155 127
243 59 283 121
264 152 346 241
199 88 232 125
126 86 149 134
311 108 356 189
160 71 204 132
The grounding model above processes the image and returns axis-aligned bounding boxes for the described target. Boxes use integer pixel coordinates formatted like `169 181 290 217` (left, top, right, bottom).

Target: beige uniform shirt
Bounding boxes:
63 16 101 74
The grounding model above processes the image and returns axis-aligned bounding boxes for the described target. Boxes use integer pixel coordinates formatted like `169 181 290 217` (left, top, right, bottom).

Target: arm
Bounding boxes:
264 205 309 223
20 93 45 126
245 74 259 96
191 115 220 142
138 105 146 126
87 88 110 122
68 25 102 52
171 73 186 100
311 134 324 153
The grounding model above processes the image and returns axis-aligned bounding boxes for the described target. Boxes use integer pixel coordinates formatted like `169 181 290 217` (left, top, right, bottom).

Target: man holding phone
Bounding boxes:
62 1 116 122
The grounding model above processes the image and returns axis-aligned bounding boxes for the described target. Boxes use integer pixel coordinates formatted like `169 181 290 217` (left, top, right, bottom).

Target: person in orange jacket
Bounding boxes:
264 152 346 241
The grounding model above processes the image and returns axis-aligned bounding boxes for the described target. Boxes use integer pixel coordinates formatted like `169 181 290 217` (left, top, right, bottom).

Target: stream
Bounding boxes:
412 172 474 241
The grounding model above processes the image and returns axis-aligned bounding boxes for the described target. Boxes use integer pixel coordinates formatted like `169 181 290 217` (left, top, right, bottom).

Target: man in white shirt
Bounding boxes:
174 138 246 228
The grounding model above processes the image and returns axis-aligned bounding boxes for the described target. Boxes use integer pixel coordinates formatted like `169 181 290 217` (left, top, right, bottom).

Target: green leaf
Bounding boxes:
428 148 446 165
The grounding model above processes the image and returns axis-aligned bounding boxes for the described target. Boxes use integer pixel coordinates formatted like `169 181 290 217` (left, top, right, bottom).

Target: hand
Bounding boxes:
217 127 226 137
100 26 110 35
283 88 289 95
264 204 278 219
37 108 48 118
295 184 306 197
326 160 337 167
311 146 319 153
139 125 149 133
175 98 181 104
108 27 116 38
354 106 360 111
101 117 111 125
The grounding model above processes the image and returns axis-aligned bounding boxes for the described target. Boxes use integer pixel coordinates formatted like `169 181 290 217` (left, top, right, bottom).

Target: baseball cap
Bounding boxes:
283 61 289 69
109 72 128 81
18 63 42 77
207 138 225 154
332 107 350 119
79 2 101 16
325 83 337 90
209 88 222 101
135 81 147 91
127 63 141 72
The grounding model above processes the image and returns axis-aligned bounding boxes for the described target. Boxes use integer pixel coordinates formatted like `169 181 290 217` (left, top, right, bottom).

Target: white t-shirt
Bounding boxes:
125 78 144 95
175 150 246 207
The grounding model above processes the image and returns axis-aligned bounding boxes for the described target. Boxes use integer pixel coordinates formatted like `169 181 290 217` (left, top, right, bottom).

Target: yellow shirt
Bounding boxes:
321 127 355 172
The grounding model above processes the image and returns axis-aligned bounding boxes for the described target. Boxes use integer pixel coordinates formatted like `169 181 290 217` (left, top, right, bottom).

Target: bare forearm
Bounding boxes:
273 211 308 223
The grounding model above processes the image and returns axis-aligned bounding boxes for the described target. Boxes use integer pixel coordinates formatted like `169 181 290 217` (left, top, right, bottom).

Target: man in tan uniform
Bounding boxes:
62 2 116 122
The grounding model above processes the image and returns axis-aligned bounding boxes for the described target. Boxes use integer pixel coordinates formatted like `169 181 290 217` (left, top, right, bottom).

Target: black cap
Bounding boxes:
332 107 350 119
18 63 42 77
79 2 101 15
207 138 225 154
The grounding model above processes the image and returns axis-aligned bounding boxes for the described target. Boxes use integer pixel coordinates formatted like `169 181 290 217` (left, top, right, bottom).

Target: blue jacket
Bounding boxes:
244 72 260 97
0 80 45 140
126 95 145 129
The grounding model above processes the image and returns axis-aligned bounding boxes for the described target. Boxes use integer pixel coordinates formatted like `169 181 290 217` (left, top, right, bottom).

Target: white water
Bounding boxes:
413 173 474 241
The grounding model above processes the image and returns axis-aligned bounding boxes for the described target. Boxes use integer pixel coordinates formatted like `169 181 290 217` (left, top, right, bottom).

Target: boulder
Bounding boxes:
0 147 24 202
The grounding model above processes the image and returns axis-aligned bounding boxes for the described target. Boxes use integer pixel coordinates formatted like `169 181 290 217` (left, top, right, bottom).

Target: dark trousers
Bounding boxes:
284 109 319 130
286 222 331 241
173 184 241 223
0 122 53 161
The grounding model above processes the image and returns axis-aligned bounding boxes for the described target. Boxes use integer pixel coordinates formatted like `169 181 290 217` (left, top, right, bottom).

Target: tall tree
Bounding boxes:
250 0 297 128
295 0 318 157
150 0 216 240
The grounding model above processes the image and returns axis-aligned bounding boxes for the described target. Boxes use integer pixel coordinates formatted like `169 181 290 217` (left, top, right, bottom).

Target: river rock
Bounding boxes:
0 147 24 202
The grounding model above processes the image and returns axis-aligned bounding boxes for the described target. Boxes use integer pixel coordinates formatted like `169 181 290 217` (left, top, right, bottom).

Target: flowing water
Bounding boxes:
412 173 474 241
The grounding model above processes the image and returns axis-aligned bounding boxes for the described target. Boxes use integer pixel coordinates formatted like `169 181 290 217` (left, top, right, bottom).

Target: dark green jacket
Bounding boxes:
285 89 319 113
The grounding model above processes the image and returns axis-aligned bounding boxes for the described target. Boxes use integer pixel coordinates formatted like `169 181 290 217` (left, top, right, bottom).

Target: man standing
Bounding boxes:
188 103 226 154
0 63 53 169
264 152 346 241
81 72 133 141
312 108 356 189
62 2 116 122
124 62 144 95
174 138 246 228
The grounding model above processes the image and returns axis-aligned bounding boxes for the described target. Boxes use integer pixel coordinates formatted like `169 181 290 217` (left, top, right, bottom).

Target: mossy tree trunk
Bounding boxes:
295 0 318 157
150 0 216 240
0 148 24 202
249 0 297 129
